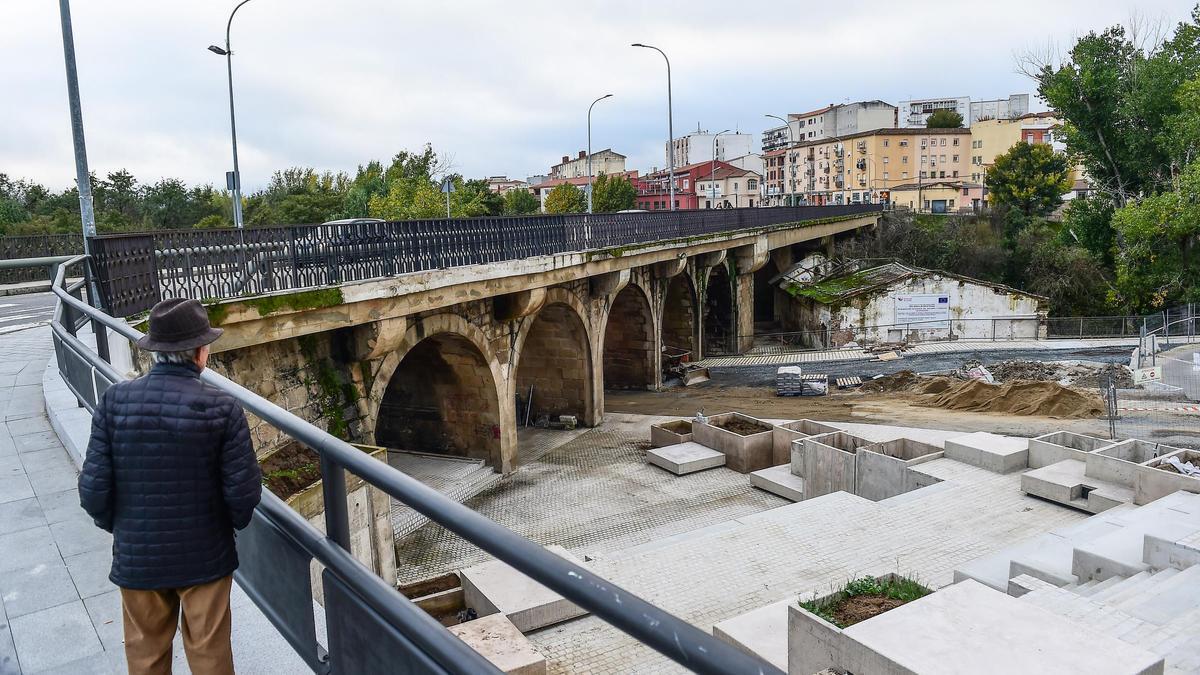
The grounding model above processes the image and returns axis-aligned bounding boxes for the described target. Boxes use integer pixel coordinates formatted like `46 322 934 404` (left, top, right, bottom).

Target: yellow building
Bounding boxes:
890 181 986 213
968 112 1061 183
783 128 972 206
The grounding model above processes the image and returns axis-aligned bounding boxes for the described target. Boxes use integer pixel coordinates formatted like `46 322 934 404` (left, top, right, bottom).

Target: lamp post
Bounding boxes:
765 114 794 206
632 43 675 210
586 93 613 214
208 0 255 229
709 129 730 209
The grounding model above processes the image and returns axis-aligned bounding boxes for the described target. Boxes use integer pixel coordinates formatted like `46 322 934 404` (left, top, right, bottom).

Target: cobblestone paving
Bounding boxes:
393 413 786 583
527 457 1088 673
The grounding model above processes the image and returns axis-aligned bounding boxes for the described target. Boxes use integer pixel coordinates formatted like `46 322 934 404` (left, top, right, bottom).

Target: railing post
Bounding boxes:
319 453 352 551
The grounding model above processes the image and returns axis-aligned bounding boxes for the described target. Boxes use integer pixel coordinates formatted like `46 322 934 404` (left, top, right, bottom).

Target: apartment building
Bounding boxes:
667 131 754 168
549 149 626 179
529 171 639 211
783 127 972 206
484 176 529 194
761 101 896 152
695 166 762 209
898 94 1030 127
968 112 1063 182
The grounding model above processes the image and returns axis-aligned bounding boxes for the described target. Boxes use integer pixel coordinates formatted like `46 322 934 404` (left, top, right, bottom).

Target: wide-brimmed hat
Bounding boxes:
136 298 224 352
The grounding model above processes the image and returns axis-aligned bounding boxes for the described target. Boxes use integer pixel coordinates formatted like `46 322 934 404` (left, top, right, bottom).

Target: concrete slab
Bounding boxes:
7 600 104 673
943 432 1029 473
1073 516 1200 582
771 420 837 467
646 442 726 475
711 599 788 672
843 579 1164 675
460 545 588 633
749 465 805 502
448 614 547 675
1022 459 1088 505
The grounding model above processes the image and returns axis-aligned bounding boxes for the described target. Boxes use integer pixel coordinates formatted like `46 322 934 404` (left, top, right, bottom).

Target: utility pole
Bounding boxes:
208 0 256 229
586 94 613 214
632 44 675 210
57 0 109 362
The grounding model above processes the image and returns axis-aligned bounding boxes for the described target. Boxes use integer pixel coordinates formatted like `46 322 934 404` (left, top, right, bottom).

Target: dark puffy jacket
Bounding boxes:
79 362 262 590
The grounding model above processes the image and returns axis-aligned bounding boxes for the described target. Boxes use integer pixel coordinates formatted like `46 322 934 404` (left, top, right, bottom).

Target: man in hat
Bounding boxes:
79 298 262 675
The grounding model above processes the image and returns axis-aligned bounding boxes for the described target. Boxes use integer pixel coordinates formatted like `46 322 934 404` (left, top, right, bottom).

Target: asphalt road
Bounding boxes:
0 292 56 335
710 345 1135 388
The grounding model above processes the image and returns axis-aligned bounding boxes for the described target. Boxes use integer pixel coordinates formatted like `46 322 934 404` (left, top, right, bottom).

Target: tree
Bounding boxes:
985 142 1072 219
1110 161 1200 310
925 109 963 129
543 183 585 214
1059 195 1116 264
590 173 636 212
1016 225 1117 315
503 188 539 215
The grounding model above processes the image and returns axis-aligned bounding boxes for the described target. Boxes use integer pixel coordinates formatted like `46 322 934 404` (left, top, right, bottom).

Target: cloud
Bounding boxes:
0 0 1190 191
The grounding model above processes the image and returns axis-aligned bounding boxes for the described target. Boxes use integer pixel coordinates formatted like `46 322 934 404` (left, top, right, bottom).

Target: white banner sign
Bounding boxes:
894 294 950 324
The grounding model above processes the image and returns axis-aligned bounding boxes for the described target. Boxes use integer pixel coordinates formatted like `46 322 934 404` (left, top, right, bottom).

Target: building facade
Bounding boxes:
635 161 751 211
668 131 754 168
485 176 529 194
549 149 626 179
898 93 1030 127
761 101 896 152
694 166 761 209
970 94 1030 124
890 181 986 213
782 127 972 206
968 112 1063 183
529 171 639 211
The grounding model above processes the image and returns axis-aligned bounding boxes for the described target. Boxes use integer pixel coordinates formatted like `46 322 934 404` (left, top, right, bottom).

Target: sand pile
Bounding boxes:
859 370 921 393
919 379 1104 418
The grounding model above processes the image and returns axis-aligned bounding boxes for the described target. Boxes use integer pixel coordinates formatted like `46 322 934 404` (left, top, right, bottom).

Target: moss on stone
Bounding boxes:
243 288 344 318
297 333 356 441
787 270 874 304
205 303 231 327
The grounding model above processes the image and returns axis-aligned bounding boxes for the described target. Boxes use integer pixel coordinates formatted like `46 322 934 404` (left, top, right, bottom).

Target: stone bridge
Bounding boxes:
193 209 880 472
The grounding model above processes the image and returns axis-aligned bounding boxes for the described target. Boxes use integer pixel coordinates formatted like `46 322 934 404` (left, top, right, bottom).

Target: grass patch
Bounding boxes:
800 575 930 628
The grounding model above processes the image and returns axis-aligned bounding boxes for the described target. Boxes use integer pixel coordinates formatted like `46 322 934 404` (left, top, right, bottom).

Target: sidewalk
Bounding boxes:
0 326 312 674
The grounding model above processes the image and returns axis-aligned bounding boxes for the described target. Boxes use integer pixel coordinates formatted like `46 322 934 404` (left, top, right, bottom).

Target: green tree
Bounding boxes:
1059 195 1116 264
925 109 963 129
590 173 636 212
1166 77 1200 170
1016 225 1117 315
1110 161 1200 310
502 188 539 215
985 142 1072 219
543 183 585 214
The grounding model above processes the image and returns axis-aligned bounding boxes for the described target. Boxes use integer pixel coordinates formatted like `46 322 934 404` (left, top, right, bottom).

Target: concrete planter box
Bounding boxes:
692 413 774 473
650 419 693 448
1028 431 1108 469
1138 449 1200 504
772 419 838 467
788 573 918 675
855 439 943 501
285 444 397 604
800 432 871 499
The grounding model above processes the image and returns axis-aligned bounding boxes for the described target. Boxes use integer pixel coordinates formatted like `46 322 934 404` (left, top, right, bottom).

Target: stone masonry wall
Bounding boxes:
515 303 590 421
603 286 654 390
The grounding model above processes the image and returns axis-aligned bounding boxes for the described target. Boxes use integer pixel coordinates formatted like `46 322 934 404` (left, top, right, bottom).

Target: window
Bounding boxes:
883 139 890 147
949 199 955 208
899 140 909 147
921 156 927 164
902 156 908 164
953 171 959 177
883 171 889 179
919 171 927 179
683 179 689 189
953 138 960 147
952 155 959 162
940 155 946 163
705 200 711 209
748 179 758 189
939 171 945 178
924 200 931 209
902 171 909 179
883 156 890 164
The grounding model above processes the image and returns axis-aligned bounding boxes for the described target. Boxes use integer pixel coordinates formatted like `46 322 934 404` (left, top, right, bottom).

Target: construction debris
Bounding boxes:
980 359 1135 389
836 376 863 389
876 351 902 362
854 369 1104 418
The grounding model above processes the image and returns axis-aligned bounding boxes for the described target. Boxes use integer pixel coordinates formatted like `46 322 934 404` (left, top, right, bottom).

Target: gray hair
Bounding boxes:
150 349 199 365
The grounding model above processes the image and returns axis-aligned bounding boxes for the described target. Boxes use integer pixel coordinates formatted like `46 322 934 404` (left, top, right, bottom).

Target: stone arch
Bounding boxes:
703 263 735 357
601 283 656 390
369 314 512 470
512 287 597 426
660 273 698 368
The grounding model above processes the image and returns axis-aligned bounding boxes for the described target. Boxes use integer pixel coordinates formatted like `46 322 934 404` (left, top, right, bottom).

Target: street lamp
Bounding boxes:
208 0 256 229
766 114 795 206
586 93 613 214
632 43 675 210
709 129 730 209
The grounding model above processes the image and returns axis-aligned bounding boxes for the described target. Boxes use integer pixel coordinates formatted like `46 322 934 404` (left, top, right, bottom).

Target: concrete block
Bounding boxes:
1136 451 1200 505
1029 431 1108 468
646 442 726 475
460 545 588 632
1096 439 1181 465
802 432 867 500
448 614 547 675
1086 452 1141 489
692 413 774 473
841 580 1164 675
855 440 940 501
649 419 693 448
787 601 849 675
944 431 1029 473
749 465 805 502
771 419 837 467
1144 531 1200 571
1021 459 1088 506
1073 518 1200 582
712 599 789 672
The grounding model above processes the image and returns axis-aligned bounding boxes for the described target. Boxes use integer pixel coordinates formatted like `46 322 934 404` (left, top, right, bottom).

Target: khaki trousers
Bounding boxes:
120 575 235 675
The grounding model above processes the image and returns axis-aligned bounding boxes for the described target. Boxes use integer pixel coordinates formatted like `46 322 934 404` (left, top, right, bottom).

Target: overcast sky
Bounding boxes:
1 1 1192 192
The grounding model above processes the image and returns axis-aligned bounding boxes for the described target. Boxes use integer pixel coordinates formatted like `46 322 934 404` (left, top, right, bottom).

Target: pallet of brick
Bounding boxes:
776 366 804 396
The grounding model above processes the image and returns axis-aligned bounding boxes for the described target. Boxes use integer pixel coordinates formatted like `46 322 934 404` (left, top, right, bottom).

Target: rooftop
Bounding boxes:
775 260 1046 303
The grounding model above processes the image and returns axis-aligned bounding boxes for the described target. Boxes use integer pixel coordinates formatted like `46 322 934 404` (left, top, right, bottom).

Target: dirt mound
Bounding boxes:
914 377 956 394
859 370 922 393
918 379 1104 418
1072 363 1135 389
989 360 1057 382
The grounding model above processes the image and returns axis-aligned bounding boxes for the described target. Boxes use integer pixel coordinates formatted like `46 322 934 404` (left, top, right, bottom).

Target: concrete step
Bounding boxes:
1104 567 1180 607
1077 575 1126 597
1124 565 1200 625
1072 510 1200 582
749 464 804 502
1090 571 1151 603
1113 566 1200 612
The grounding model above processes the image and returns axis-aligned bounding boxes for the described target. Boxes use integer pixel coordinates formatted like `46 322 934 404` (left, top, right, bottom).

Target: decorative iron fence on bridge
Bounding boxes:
85 204 882 317
0 234 83 284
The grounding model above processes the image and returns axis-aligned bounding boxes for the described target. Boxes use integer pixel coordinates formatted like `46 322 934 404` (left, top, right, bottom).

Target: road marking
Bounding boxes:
0 314 47 324
0 322 47 336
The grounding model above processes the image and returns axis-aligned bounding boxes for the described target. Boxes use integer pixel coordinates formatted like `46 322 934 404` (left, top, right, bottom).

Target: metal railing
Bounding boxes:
1136 304 1199 370
0 234 83 284
86 204 883 317
48 254 781 674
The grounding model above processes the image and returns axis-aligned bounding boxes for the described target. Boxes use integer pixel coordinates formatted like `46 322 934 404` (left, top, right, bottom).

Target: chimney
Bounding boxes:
578 150 586 159
562 155 569 164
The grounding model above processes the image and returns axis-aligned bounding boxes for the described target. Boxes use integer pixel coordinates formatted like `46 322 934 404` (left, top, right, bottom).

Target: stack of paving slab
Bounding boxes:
775 366 805 396
1021 432 1199 514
